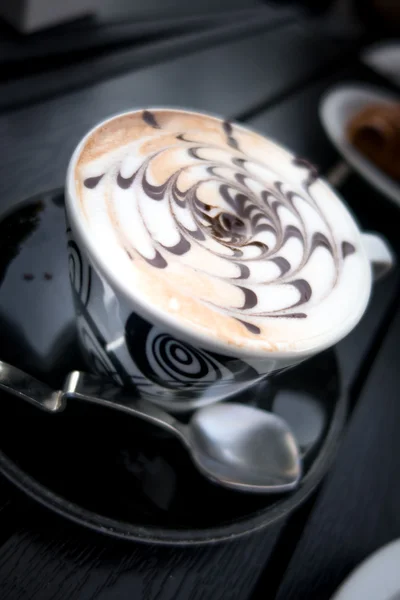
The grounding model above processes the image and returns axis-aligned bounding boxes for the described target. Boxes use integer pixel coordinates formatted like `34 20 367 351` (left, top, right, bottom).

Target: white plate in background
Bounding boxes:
330 539 400 600
319 84 400 207
362 43 400 86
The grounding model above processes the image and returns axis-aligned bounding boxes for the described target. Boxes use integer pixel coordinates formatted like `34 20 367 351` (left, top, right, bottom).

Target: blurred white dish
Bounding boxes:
362 43 400 86
320 84 400 206
331 539 400 600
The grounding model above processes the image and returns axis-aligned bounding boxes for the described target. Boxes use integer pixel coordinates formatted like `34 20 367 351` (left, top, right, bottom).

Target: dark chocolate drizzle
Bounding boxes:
82 118 359 336
235 319 261 334
270 257 291 275
293 157 319 186
238 286 258 310
223 120 239 150
142 250 167 269
283 225 303 244
233 263 250 279
342 241 356 258
117 171 136 189
83 174 104 189
290 279 312 306
143 110 161 129
311 232 333 254
162 236 191 256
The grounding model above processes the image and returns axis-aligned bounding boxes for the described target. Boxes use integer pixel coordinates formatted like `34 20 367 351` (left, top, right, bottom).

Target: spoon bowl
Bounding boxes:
186 403 301 492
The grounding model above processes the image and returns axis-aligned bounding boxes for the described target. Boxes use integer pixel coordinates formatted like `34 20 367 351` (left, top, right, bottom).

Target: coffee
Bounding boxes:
74 109 371 353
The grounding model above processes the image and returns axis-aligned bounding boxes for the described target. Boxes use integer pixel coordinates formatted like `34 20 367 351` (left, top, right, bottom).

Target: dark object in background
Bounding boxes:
347 103 400 181
355 0 400 35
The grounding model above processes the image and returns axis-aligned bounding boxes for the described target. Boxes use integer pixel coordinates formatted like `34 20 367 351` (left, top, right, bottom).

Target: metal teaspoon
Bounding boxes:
0 361 301 494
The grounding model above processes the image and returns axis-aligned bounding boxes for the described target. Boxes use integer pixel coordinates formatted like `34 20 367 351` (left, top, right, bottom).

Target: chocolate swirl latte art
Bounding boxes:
74 110 371 353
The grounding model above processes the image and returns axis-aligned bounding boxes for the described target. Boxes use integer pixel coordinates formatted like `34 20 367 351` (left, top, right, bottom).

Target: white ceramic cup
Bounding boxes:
65 109 394 412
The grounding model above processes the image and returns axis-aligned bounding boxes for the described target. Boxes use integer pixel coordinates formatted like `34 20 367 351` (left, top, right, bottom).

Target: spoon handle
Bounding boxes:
0 361 64 412
63 371 182 437
0 360 182 438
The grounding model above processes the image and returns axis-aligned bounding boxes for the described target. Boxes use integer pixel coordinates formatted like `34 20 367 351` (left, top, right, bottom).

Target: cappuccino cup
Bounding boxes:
65 108 393 411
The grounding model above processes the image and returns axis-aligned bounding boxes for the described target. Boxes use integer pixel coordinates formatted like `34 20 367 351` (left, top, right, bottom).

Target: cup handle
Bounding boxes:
361 232 394 281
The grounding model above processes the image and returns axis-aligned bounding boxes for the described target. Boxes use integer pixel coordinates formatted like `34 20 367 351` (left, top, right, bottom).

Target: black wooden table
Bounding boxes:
1 8 400 599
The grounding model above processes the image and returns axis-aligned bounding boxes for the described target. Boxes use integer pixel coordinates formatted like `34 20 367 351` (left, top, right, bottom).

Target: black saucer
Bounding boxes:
0 191 347 545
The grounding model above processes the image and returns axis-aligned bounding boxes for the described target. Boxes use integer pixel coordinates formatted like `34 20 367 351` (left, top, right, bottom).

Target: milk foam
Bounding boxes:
73 110 371 353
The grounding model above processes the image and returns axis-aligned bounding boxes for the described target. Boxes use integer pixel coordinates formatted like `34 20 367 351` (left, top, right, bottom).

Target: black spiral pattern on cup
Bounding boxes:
82 110 356 333
67 238 92 307
125 314 257 391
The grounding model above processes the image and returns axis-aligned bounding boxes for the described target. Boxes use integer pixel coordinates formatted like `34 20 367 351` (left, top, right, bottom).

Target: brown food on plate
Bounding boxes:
346 103 400 181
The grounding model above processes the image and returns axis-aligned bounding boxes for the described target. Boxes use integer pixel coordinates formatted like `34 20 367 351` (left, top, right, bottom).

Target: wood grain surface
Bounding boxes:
0 512 283 600
275 300 400 600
